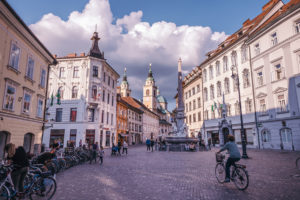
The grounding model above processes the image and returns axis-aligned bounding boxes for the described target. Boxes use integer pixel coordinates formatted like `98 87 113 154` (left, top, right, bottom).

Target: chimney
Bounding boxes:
67 53 77 58
80 52 85 57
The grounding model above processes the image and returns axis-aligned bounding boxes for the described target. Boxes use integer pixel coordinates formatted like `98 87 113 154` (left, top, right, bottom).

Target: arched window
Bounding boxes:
23 133 34 153
203 88 208 101
261 129 271 142
217 81 222 97
216 61 220 76
209 65 213 80
58 86 64 99
224 78 230 94
72 86 78 99
146 89 150 96
231 51 237 67
241 45 248 63
92 85 97 99
210 85 214 100
203 69 207 82
243 69 250 88
223 56 228 72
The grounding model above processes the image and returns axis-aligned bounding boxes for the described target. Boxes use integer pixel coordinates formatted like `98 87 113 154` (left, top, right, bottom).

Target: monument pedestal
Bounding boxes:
165 137 199 152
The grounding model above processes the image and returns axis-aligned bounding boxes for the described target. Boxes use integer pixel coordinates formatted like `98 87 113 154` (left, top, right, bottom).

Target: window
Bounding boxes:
209 66 213 80
58 86 64 99
102 90 105 102
189 102 191 111
107 93 110 104
217 81 222 97
241 45 248 63
55 108 63 122
254 43 260 55
277 94 287 112
257 71 264 86
23 93 31 113
40 69 46 88
108 76 110 86
70 108 77 122
245 98 252 113
231 51 237 67
211 110 215 119
280 128 292 143
262 130 271 142
233 78 238 92
204 110 208 120
271 32 278 46
72 86 78 99
235 101 240 115
103 72 106 82
101 110 104 123
193 113 196 123
189 90 191 97
223 56 228 72
193 100 196 110
203 69 207 82
73 67 79 78
59 67 65 78
296 20 300 33
8 42 20 70
106 112 109 124
146 89 149 96
216 61 220 76
203 88 208 101
224 78 230 94
70 129 77 144
26 56 34 80
210 85 214 100
259 99 267 114
92 85 97 99
185 103 188 112
185 92 188 100
112 80 115 88
227 104 231 116
37 98 43 118
112 95 114 106
192 87 195 95
93 66 98 77
243 69 250 88
198 112 201 121
197 97 201 108
3 83 16 111
189 115 192 124
273 64 284 81
111 113 113 125
197 84 200 93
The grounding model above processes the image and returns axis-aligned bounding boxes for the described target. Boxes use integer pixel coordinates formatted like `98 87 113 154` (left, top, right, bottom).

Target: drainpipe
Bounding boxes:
247 41 261 149
200 68 206 145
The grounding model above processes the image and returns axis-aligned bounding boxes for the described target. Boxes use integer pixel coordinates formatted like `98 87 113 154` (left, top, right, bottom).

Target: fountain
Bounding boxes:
165 58 199 151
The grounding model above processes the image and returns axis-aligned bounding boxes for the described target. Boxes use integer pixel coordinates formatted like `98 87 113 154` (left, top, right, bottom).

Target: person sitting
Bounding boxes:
189 143 196 151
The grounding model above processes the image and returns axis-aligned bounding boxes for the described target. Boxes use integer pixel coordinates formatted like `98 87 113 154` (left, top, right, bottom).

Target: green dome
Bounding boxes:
157 95 167 103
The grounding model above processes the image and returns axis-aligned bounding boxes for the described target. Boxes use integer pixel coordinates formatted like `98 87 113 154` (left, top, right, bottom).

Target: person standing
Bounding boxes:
122 141 128 155
146 138 151 151
150 139 155 152
99 146 104 165
117 140 122 156
90 142 98 164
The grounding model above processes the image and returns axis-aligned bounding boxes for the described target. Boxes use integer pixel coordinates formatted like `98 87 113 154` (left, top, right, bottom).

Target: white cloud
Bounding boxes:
30 0 227 109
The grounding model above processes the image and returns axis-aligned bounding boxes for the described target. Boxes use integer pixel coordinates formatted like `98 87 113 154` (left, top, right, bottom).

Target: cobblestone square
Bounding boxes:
53 146 300 200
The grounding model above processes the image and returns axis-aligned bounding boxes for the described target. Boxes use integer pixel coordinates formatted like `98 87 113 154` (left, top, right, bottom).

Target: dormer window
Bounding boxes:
271 32 278 46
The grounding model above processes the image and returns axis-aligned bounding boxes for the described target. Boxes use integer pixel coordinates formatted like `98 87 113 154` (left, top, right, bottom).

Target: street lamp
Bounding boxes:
231 65 249 159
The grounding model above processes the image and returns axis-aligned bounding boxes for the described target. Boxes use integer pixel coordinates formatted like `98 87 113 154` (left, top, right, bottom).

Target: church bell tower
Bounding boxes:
143 64 157 111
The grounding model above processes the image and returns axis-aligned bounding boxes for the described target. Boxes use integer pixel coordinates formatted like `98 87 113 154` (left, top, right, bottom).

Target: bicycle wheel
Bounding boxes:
296 157 300 170
0 185 10 200
233 167 249 190
29 177 56 200
215 163 226 183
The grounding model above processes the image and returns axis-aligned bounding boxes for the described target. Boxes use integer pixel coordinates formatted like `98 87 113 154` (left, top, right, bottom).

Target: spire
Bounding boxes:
88 31 104 59
148 63 153 78
123 67 127 82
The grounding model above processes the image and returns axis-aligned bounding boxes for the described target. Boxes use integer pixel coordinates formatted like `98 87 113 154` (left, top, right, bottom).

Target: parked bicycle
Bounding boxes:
215 153 249 190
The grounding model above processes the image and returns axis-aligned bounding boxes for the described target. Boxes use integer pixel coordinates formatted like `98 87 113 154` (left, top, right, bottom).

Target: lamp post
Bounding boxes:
231 66 249 159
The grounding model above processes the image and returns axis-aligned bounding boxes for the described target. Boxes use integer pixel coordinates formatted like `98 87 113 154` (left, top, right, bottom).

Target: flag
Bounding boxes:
56 92 61 105
50 93 54 106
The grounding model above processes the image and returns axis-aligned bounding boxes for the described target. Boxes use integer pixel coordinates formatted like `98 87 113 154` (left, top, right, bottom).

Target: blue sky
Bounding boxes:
6 0 290 110
7 0 288 35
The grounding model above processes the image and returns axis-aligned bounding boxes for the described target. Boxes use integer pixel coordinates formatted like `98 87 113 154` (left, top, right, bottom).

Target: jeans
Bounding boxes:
11 167 28 193
99 156 103 164
147 145 150 151
90 151 97 164
122 148 128 154
225 157 240 179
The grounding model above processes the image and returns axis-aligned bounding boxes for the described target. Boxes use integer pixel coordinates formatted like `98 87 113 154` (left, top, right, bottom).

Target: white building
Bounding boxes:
43 31 119 148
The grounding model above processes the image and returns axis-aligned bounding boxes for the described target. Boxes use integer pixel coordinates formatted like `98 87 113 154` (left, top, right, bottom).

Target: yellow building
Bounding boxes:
0 0 55 158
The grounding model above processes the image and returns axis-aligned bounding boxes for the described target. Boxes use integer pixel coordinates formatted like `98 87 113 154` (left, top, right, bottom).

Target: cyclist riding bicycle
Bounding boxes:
216 135 241 183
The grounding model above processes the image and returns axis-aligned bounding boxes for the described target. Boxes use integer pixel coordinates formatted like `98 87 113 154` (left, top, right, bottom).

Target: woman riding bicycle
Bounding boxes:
217 135 241 183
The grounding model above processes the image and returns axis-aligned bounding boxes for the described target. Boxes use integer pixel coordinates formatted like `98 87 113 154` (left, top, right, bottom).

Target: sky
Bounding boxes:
6 0 288 110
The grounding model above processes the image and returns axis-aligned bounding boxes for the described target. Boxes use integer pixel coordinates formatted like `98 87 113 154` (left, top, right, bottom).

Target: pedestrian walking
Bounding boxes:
117 140 122 155
122 141 128 154
90 142 98 164
208 138 212 150
150 139 155 152
146 138 151 151
99 146 104 165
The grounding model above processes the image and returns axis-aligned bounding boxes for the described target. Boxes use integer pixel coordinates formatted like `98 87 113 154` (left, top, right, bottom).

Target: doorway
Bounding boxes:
0 131 10 159
23 133 34 153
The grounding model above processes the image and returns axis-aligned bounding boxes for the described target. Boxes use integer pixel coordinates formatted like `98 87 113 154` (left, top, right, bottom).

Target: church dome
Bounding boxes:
157 95 167 103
